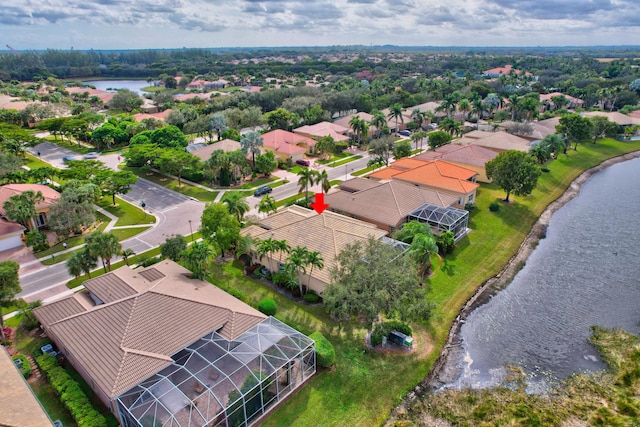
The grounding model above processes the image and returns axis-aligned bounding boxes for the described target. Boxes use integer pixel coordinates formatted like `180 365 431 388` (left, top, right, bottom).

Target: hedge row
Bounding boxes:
36 354 107 427
309 332 335 368
370 320 412 347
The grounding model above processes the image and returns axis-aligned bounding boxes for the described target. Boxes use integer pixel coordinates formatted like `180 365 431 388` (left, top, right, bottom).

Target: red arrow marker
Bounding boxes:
310 193 329 214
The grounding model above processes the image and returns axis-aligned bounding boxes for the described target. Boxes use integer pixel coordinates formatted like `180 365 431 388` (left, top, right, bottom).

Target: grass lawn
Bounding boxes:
24 153 52 169
109 226 152 241
327 155 363 167
275 192 311 207
226 176 277 190
352 165 378 176
316 152 353 165
96 196 156 226
126 167 219 202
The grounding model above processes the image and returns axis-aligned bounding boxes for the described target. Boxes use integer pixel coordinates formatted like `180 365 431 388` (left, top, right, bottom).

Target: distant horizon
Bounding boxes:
4 0 639 51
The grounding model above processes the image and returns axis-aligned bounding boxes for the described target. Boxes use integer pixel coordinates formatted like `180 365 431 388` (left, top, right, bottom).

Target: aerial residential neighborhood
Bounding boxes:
1 43 640 427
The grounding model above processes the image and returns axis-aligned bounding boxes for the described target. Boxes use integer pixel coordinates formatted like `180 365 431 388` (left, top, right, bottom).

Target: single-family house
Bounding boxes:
324 178 458 233
34 260 315 427
261 130 313 162
369 158 480 207
414 144 499 182
580 111 640 127
293 121 350 144
333 112 378 138
242 206 387 295
187 139 243 162
0 184 61 230
455 130 532 152
483 65 533 79
539 92 585 111
0 347 55 427
0 218 25 252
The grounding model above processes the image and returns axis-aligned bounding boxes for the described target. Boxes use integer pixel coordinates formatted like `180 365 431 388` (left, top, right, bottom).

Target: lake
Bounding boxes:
441 156 640 390
83 80 150 95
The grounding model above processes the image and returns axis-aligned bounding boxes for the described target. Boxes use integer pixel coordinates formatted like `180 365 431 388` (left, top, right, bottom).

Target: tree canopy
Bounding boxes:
486 150 541 202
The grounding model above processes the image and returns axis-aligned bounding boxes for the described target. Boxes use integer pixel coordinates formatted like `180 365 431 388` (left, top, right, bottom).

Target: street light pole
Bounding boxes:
188 219 194 242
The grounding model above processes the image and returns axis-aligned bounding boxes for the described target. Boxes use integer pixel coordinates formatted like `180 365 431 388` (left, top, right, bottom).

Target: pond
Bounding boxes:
439 156 640 390
82 80 151 95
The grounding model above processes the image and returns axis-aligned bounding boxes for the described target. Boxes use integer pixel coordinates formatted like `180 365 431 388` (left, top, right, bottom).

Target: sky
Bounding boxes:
2 0 640 50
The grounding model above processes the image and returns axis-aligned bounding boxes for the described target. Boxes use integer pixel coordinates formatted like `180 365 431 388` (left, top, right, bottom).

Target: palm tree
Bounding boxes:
240 131 263 171
66 249 97 279
235 234 255 265
392 220 433 244
287 246 309 295
183 241 216 280
314 170 331 194
457 98 471 122
411 108 426 130
305 250 324 290
257 237 278 272
407 233 439 277
121 248 136 266
273 239 291 266
349 116 367 145
258 194 277 215
411 130 428 151
369 109 387 138
3 190 44 229
297 168 316 205
387 103 404 135
85 231 122 273
223 192 250 223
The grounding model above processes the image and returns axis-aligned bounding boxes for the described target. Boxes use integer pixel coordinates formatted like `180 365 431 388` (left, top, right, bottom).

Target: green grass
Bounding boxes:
96 196 156 226
126 167 219 202
226 176 277 190
352 165 378 176
109 226 152 240
316 152 353 165
275 192 310 207
24 154 51 169
327 155 363 167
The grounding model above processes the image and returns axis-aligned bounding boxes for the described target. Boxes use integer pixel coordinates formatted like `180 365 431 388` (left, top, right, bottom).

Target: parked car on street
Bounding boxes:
296 159 310 166
398 130 412 136
62 155 77 163
254 186 273 197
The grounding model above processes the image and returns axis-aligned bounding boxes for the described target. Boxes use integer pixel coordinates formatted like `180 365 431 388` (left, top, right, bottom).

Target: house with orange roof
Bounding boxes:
0 184 61 230
414 144 499 182
261 129 313 163
293 121 350 143
483 65 533 78
132 109 173 123
369 159 479 207
539 92 584 110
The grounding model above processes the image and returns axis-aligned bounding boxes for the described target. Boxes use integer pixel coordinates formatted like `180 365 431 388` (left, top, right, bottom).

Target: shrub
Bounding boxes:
303 292 320 304
12 354 31 378
370 320 412 347
464 203 476 212
489 203 500 212
309 332 335 368
257 298 277 316
334 141 349 154
36 354 107 427
541 166 550 173
19 300 42 331
139 255 162 267
436 231 455 255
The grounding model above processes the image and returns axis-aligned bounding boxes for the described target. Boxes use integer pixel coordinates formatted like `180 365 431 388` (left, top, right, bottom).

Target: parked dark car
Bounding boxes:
254 186 273 197
398 130 412 136
296 159 310 166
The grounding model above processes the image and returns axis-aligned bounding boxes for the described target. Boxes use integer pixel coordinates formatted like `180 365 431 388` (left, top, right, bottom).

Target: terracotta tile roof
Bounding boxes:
293 121 350 142
132 109 172 122
0 184 61 217
0 347 54 427
539 92 584 104
581 111 640 126
34 260 265 399
333 112 374 129
455 131 531 152
190 139 242 162
326 180 458 229
369 167 404 180
243 207 386 284
262 129 315 148
414 144 499 168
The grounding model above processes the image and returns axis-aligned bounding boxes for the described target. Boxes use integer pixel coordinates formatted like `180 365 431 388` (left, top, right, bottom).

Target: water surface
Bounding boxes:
83 80 150 95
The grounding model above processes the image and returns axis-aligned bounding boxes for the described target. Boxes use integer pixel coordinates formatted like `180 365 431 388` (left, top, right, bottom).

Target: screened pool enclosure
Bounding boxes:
117 317 316 427
407 203 470 241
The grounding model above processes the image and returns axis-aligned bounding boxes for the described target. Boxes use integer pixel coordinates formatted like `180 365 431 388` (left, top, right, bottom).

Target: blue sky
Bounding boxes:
3 0 639 50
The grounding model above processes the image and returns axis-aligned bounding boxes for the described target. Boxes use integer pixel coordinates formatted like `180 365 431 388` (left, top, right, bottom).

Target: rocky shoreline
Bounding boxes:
386 149 640 423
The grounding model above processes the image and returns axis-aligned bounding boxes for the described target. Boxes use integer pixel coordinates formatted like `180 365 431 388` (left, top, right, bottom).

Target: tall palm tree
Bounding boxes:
508 94 521 121
66 249 98 279
314 170 331 194
257 237 278 272
240 130 263 171
287 246 309 295
457 98 471 122
388 103 404 135
85 231 122 273
369 109 387 138
407 233 439 277
411 108 426 130
305 250 324 290
411 130 428 151
273 239 291 266
223 192 250 223
349 116 366 145
3 190 44 230
297 168 316 205
257 194 277 215
235 234 255 264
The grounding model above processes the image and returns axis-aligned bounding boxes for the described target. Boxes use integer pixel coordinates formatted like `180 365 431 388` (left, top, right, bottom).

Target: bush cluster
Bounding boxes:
12 354 31 378
309 332 335 368
302 292 320 304
370 320 412 347
436 231 455 256
36 354 107 427
489 203 501 212
257 298 277 316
